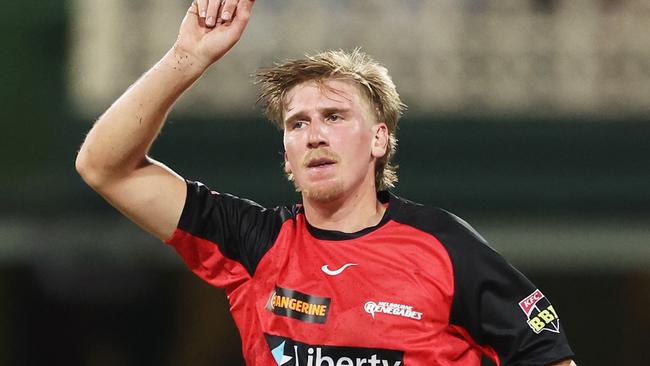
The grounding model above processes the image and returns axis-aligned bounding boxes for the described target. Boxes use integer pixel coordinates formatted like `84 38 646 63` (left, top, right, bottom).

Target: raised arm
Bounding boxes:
75 0 255 241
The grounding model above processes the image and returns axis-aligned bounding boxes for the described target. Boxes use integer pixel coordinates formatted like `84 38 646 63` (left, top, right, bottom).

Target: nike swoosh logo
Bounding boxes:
321 263 358 276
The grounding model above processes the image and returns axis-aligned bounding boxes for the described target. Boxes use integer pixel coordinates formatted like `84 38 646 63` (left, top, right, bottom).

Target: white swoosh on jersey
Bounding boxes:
321 263 358 276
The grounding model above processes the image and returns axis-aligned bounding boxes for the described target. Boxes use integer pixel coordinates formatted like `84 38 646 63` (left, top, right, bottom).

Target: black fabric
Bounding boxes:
178 180 294 276
304 191 393 241
390 196 574 365
177 181 574 365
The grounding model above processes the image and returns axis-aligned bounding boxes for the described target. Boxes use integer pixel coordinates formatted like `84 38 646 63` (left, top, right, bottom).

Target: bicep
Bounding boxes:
98 158 186 241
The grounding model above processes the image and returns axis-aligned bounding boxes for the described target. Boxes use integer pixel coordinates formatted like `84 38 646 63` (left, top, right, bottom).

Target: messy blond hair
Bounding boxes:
255 49 406 191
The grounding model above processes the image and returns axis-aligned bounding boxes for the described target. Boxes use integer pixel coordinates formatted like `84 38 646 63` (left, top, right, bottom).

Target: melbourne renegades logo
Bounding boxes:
518 289 561 334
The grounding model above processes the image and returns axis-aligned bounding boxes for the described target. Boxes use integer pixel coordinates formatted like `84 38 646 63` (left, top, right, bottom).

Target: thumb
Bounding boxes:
229 0 255 34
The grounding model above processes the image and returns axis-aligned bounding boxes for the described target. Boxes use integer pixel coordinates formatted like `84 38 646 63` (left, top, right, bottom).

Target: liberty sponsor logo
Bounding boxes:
518 289 560 334
321 263 358 276
267 286 331 324
266 334 404 366
364 301 423 321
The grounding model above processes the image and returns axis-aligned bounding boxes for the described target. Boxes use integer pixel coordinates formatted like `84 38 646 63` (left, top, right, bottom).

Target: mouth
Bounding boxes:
306 158 337 168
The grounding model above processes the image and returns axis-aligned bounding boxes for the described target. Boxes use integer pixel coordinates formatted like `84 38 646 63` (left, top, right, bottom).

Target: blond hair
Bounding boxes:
255 49 406 191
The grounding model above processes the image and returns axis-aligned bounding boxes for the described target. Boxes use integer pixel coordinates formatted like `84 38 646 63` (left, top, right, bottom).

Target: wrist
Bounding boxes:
159 45 212 80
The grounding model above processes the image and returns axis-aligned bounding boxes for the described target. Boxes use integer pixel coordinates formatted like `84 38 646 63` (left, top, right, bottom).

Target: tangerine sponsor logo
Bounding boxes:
267 286 331 324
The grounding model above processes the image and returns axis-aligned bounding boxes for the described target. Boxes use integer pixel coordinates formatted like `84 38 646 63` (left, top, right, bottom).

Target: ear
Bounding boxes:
283 151 292 174
371 123 389 159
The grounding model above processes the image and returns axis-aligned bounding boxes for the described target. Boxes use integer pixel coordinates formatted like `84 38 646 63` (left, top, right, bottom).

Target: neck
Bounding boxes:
302 184 386 233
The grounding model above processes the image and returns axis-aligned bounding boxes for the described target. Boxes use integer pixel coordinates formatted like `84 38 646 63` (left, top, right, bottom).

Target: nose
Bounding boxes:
307 119 329 148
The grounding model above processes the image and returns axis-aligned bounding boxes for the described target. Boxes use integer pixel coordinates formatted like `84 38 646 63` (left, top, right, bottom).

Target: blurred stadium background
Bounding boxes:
1 0 649 365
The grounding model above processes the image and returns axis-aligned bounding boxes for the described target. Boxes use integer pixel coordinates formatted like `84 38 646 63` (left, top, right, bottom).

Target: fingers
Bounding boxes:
219 0 239 24
195 0 208 18
192 0 250 29
195 0 224 28
188 0 255 34
186 0 198 15
205 0 222 27
229 0 254 31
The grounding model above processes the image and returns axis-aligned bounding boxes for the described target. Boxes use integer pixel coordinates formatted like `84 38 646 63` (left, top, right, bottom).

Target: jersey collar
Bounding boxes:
303 191 396 241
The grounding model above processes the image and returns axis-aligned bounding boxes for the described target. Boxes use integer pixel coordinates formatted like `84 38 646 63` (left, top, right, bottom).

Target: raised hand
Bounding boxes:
174 0 255 71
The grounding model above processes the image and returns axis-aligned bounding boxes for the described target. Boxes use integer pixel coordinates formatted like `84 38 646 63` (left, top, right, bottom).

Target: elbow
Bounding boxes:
74 149 87 176
75 149 108 189
75 148 148 189
75 150 97 187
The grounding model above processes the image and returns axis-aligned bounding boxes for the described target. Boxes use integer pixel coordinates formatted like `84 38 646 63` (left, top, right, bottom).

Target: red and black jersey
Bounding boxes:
166 180 574 366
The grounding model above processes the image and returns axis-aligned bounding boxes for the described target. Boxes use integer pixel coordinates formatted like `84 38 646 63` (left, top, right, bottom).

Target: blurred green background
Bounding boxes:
1 1 649 365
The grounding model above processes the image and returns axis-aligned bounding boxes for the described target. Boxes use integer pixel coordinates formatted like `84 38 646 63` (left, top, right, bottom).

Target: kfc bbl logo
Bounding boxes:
518 289 560 334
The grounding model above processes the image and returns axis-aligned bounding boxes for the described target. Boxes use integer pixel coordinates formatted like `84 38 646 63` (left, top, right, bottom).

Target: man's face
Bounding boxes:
282 79 388 202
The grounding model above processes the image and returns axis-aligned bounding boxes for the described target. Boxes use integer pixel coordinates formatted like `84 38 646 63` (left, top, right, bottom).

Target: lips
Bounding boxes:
303 150 339 169
307 158 336 168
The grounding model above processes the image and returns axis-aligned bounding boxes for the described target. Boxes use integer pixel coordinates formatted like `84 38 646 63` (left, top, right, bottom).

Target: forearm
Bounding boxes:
74 0 254 241
76 46 207 187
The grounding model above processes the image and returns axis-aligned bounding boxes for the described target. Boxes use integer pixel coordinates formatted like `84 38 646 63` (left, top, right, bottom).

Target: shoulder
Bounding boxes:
184 180 299 216
179 180 300 238
389 193 492 254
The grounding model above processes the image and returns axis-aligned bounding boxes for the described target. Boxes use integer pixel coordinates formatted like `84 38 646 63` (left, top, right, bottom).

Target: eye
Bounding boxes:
326 114 342 122
290 120 308 130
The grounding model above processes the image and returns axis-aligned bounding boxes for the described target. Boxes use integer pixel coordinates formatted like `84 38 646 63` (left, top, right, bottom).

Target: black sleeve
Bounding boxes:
438 212 574 365
175 180 292 276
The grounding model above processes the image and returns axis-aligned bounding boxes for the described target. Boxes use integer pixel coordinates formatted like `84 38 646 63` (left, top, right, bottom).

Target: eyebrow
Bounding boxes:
284 106 351 126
